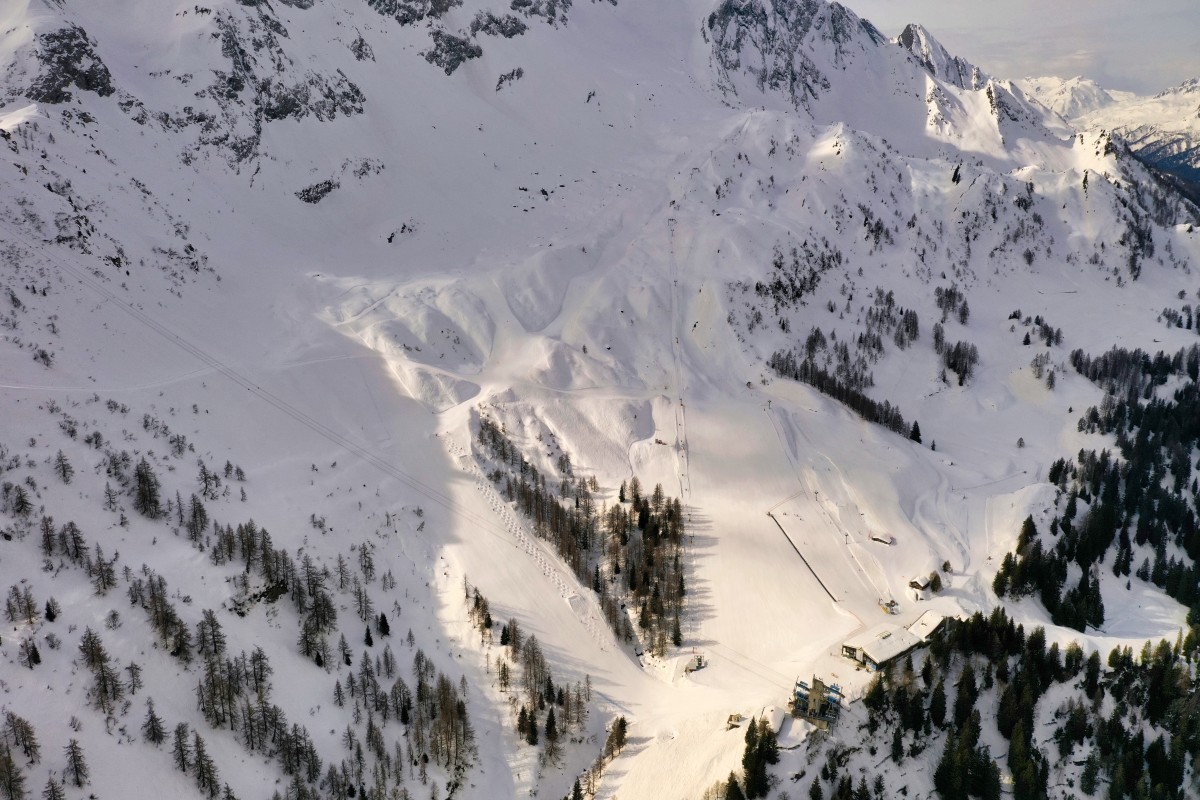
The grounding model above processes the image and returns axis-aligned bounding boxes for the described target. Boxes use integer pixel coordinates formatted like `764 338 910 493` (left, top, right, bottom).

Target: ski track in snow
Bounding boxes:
0 1 1198 797
444 437 613 653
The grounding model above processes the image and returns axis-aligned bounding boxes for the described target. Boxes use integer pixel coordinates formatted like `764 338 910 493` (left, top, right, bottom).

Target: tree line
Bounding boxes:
477 416 691 656
801 609 1200 800
996 343 1200 632
768 348 909 435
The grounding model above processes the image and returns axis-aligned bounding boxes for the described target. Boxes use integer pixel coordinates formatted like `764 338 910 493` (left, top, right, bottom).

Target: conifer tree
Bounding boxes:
18 640 40 669
126 661 143 695
741 717 777 798
42 778 64 800
3 714 39 764
525 711 538 746
133 458 162 518
1080 754 1099 796
930 678 947 728
498 660 510 692
38 516 55 558
192 732 219 797
933 730 960 798
173 723 192 772
62 740 88 788
543 707 561 765
724 773 746 800
77 627 106 670
170 623 194 665
756 718 779 767
142 699 166 746
0 745 26 800
53 451 73 484
10 487 31 517
954 663 977 728
742 717 763 798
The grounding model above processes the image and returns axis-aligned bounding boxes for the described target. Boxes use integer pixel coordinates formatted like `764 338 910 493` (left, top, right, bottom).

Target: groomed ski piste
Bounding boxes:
1 0 1197 797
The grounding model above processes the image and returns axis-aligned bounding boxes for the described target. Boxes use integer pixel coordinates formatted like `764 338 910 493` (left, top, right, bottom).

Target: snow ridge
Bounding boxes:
1 0 1200 798
896 23 987 91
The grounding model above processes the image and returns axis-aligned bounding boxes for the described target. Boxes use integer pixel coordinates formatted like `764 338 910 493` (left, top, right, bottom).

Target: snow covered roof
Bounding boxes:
844 622 921 667
906 610 946 642
844 623 902 652
843 622 897 651
862 627 921 666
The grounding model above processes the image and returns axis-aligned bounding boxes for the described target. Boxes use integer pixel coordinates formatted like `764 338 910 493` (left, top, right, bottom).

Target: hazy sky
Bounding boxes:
846 0 1199 94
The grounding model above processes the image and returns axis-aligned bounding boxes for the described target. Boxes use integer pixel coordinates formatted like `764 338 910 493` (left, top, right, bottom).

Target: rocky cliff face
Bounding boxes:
897 23 986 91
23 25 114 104
707 0 885 112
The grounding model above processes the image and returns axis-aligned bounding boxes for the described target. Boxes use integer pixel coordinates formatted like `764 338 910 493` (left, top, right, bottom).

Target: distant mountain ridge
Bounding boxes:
1021 74 1200 190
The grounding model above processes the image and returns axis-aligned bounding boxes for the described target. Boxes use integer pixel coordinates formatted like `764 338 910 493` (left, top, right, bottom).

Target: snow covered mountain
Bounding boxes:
1022 74 1200 193
897 23 988 91
1 1 1199 799
1017 75 1133 120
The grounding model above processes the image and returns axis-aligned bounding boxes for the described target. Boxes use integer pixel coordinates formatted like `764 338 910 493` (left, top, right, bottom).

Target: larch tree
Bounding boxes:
142 699 166 745
133 457 162 518
62 740 88 788
53 450 73 484
42 778 65 800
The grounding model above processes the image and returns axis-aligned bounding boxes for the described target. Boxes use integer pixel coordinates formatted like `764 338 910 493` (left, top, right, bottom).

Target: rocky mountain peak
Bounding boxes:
896 22 987 90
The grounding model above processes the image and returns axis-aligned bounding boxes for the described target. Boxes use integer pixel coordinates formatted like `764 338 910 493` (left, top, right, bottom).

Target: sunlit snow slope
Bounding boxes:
2 0 1199 798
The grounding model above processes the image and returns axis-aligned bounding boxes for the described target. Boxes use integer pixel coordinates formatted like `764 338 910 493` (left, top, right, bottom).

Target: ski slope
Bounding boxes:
1 0 1198 798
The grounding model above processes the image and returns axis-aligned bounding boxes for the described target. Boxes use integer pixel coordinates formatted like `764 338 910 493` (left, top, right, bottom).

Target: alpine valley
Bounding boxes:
1 2 1199 800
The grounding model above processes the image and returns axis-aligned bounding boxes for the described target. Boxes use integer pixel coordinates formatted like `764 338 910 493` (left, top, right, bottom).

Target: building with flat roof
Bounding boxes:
841 623 922 671
906 610 946 642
